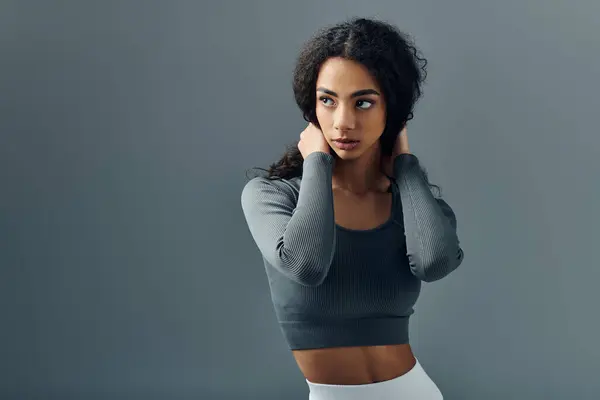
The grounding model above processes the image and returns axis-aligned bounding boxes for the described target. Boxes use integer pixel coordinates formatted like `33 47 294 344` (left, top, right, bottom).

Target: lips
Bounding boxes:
332 139 360 150
333 138 359 143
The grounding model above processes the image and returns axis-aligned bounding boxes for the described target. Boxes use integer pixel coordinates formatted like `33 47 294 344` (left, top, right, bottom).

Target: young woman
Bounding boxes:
241 17 464 400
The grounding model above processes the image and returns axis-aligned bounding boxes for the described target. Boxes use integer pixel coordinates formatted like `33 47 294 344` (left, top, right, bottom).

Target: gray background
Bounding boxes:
1 1 599 399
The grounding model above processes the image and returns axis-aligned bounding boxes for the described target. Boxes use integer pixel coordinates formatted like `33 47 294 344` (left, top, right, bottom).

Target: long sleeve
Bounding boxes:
241 151 336 286
394 153 464 282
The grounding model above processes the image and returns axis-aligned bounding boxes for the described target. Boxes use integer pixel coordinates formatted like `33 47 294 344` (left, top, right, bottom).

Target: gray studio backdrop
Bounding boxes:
1 1 599 399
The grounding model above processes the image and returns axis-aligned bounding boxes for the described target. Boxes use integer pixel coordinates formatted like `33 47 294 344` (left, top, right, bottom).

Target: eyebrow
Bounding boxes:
316 87 380 98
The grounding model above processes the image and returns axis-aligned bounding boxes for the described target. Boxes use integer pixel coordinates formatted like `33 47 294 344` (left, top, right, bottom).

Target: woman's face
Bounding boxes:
315 57 387 160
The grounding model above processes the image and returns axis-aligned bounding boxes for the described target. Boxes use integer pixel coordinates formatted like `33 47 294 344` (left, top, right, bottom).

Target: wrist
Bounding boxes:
393 150 412 159
392 152 419 174
304 150 334 163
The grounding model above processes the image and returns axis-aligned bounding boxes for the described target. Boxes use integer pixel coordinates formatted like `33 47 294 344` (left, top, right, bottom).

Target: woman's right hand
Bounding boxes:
298 123 330 158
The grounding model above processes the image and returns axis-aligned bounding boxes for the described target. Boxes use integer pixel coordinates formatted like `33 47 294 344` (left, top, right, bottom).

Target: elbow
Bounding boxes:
296 269 328 287
273 235 336 287
412 247 464 283
273 251 333 287
286 260 331 287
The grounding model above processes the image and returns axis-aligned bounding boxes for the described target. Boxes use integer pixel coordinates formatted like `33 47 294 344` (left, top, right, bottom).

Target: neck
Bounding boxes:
332 144 385 194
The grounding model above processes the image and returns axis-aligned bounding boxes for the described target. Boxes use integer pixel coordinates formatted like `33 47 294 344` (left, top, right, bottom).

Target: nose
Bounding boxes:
333 104 356 132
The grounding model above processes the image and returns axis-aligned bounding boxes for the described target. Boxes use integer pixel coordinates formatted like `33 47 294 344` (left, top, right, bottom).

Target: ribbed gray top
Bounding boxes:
241 151 464 350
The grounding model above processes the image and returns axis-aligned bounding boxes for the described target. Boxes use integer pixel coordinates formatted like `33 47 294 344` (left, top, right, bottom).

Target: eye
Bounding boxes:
356 100 374 110
319 96 335 106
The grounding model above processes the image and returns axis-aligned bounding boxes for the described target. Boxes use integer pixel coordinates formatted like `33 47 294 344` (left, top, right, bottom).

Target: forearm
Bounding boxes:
283 152 336 284
394 154 463 282
241 151 336 286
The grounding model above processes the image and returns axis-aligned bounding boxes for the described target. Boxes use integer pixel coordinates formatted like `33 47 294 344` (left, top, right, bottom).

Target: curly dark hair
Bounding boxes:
250 17 440 196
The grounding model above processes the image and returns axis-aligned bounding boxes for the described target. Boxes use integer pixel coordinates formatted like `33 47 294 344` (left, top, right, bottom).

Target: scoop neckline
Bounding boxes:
334 178 397 233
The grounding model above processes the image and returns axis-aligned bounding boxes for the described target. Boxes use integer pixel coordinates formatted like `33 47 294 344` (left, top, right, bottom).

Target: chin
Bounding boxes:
330 138 380 160
331 148 367 160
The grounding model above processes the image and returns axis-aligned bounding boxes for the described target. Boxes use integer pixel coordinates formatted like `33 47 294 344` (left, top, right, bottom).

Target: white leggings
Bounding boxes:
306 358 443 400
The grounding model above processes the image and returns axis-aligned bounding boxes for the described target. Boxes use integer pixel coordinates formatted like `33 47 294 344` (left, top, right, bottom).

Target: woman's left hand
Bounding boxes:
393 125 411 157
382 125 411 176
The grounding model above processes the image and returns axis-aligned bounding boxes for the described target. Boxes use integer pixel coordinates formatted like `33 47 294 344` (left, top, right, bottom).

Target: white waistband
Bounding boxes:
306 358 443 400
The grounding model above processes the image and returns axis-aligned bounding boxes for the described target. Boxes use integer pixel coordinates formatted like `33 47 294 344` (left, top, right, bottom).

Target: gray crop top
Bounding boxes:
241 151 464 350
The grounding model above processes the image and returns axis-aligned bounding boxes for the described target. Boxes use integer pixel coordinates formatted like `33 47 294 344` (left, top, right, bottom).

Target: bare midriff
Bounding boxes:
292 343 416 385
